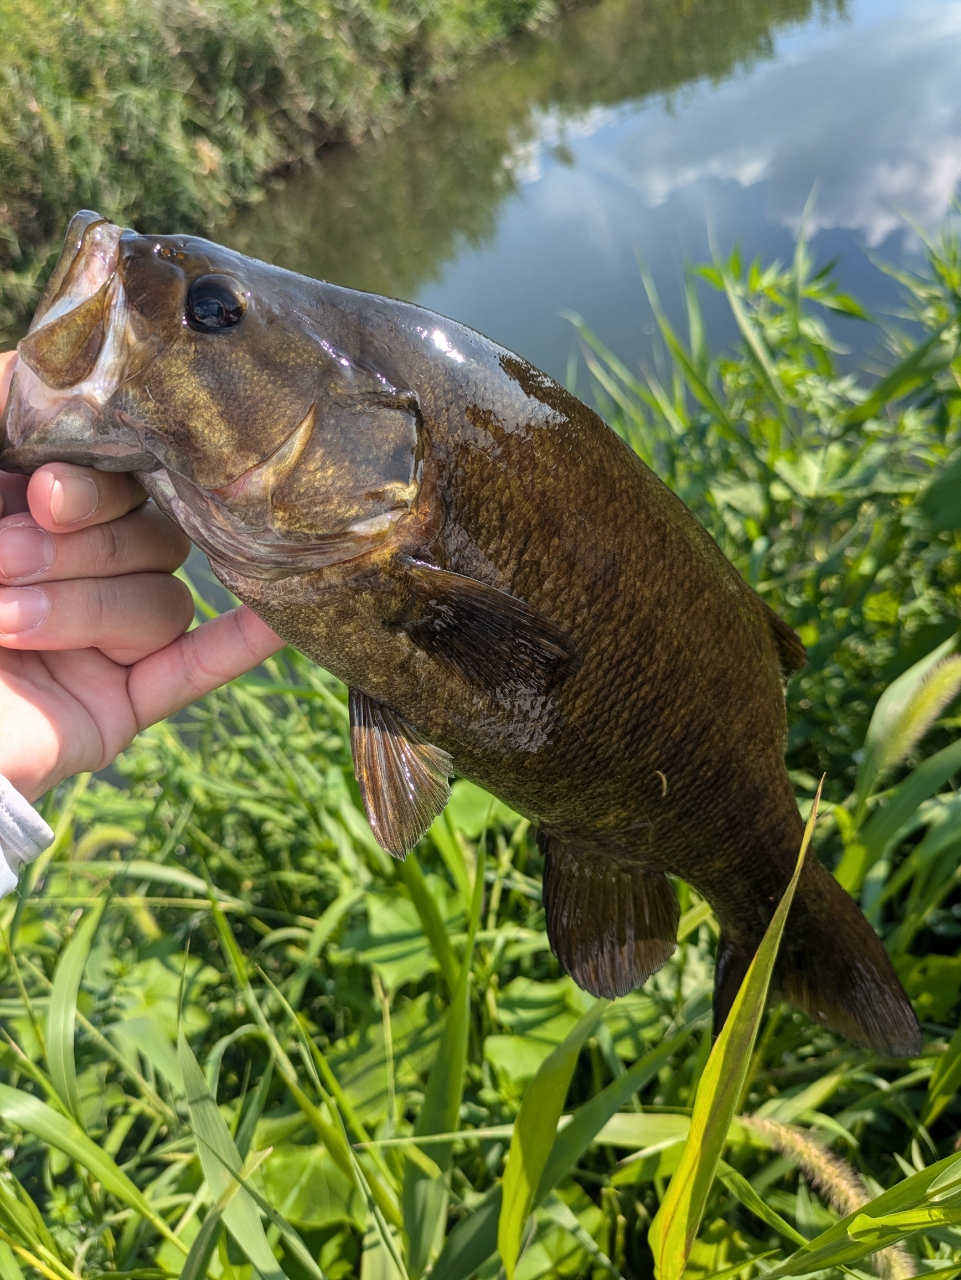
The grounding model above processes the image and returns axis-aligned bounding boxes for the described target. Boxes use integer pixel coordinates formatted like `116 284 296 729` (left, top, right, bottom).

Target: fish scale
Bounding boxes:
0 210 921 1054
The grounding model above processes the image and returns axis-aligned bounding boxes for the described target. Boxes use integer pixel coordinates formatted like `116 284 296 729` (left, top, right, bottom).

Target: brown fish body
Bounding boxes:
1 213 920 1053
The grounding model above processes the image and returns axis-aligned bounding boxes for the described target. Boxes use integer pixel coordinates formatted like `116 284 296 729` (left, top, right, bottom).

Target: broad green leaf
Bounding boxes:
178 1030 286 1280
403 850 485 1278
46 900 104 1129
497 997 609 1279
0 1084 184 1251
647 790 818 1280
922 1024 961 1126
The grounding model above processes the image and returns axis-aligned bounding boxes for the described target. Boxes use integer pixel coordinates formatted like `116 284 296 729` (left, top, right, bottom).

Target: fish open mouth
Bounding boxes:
0 212 158 473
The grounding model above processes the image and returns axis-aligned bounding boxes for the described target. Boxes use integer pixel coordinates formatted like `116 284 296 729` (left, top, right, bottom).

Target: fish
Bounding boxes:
1 210 920 1054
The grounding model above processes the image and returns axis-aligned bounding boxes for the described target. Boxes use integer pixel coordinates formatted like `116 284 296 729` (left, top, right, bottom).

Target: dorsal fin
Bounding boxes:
349 689 454 859
398 558 577 699
762 601 807 677
540 834 679 998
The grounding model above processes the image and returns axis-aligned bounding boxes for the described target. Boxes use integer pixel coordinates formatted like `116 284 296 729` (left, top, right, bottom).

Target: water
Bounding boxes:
227 0 961 386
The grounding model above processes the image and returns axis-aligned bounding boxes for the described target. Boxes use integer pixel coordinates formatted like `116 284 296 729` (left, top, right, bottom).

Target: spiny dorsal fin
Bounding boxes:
398 558 578 699
349 688 453 860
540 835 679 998
763 601 807 677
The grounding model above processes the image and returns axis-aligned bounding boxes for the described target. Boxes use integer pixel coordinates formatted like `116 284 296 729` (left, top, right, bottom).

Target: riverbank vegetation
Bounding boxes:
0 0 834 340
0 0 561 335
0 227 958 1278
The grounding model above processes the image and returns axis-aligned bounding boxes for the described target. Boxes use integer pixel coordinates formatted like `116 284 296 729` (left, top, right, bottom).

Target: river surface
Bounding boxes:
227 0 961 386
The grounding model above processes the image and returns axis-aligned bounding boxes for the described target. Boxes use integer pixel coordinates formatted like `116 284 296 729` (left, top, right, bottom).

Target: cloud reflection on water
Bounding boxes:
521 0 961 250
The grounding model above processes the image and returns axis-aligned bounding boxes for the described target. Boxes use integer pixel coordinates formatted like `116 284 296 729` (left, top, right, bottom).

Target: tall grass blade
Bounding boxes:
0 1084 185 1250
851 633 961 822
843 321 958 426
178 1030 286 1280
535 1026 693 1200
638 265 740 439
716 1160 806 1246
0 1241 24 1280
497 997 610 1280
407 1026 696 1280
396 855 459 994
647 785 820 1280
179 1208 223 1280
402 850 485 1278
46 900 104 1129
922 1024 961 1126
764 1148 961 1276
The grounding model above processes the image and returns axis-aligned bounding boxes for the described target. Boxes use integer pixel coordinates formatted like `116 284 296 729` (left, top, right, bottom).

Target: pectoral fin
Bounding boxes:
398 558 577 698
540 834 679 998
349 688 454 859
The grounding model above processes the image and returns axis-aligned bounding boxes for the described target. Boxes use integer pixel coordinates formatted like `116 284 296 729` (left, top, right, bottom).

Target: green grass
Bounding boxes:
1 223 961 1280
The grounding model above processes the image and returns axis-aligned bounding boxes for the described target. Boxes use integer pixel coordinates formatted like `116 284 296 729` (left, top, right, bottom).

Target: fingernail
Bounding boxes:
0 525 54 580
50 475 98 525
0 587 49 634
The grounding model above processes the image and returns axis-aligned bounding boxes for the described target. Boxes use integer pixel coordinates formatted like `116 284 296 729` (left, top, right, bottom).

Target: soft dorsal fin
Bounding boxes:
398 558 578 699
540 834 679 998
349 689 453 859
763 601 807 677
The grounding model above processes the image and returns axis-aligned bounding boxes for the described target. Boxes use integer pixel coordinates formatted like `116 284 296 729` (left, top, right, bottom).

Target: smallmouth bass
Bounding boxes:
1 211 920 1053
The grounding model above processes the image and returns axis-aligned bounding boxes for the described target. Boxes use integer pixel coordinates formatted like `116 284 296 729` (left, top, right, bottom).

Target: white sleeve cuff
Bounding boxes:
0 775 54 897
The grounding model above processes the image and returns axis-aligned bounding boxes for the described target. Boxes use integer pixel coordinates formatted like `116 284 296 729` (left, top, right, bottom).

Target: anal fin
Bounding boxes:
349 689 453 860
541 835 679 998
398 557 577 699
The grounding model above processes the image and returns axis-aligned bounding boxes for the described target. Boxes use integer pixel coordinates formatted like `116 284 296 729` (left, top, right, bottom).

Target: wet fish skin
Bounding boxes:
0 213 921 1055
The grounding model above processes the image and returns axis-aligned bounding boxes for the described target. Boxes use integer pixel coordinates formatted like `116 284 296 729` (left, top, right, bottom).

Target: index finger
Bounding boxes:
27 462 148 532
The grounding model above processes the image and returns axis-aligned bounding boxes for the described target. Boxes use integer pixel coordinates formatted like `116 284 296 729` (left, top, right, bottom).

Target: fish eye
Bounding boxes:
185 275 246 332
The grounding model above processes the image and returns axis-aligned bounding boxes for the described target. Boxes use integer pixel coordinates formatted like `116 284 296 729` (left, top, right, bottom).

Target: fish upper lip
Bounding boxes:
29 219 124 337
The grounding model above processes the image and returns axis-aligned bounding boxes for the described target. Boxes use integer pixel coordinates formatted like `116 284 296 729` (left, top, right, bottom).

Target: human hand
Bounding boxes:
0 350 285 802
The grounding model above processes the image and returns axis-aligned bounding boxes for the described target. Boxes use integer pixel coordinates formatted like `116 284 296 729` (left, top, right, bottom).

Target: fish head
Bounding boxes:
1 212 422 578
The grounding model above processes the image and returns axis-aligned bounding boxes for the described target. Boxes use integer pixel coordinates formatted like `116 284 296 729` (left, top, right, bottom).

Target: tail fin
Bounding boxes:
714 861 920 1056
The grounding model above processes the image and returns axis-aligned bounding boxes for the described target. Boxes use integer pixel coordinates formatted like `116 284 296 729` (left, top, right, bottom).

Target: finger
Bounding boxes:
129 606 285 729
0 505 190 585
27 462 147 532
0 572 194 655
0 352 15 416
